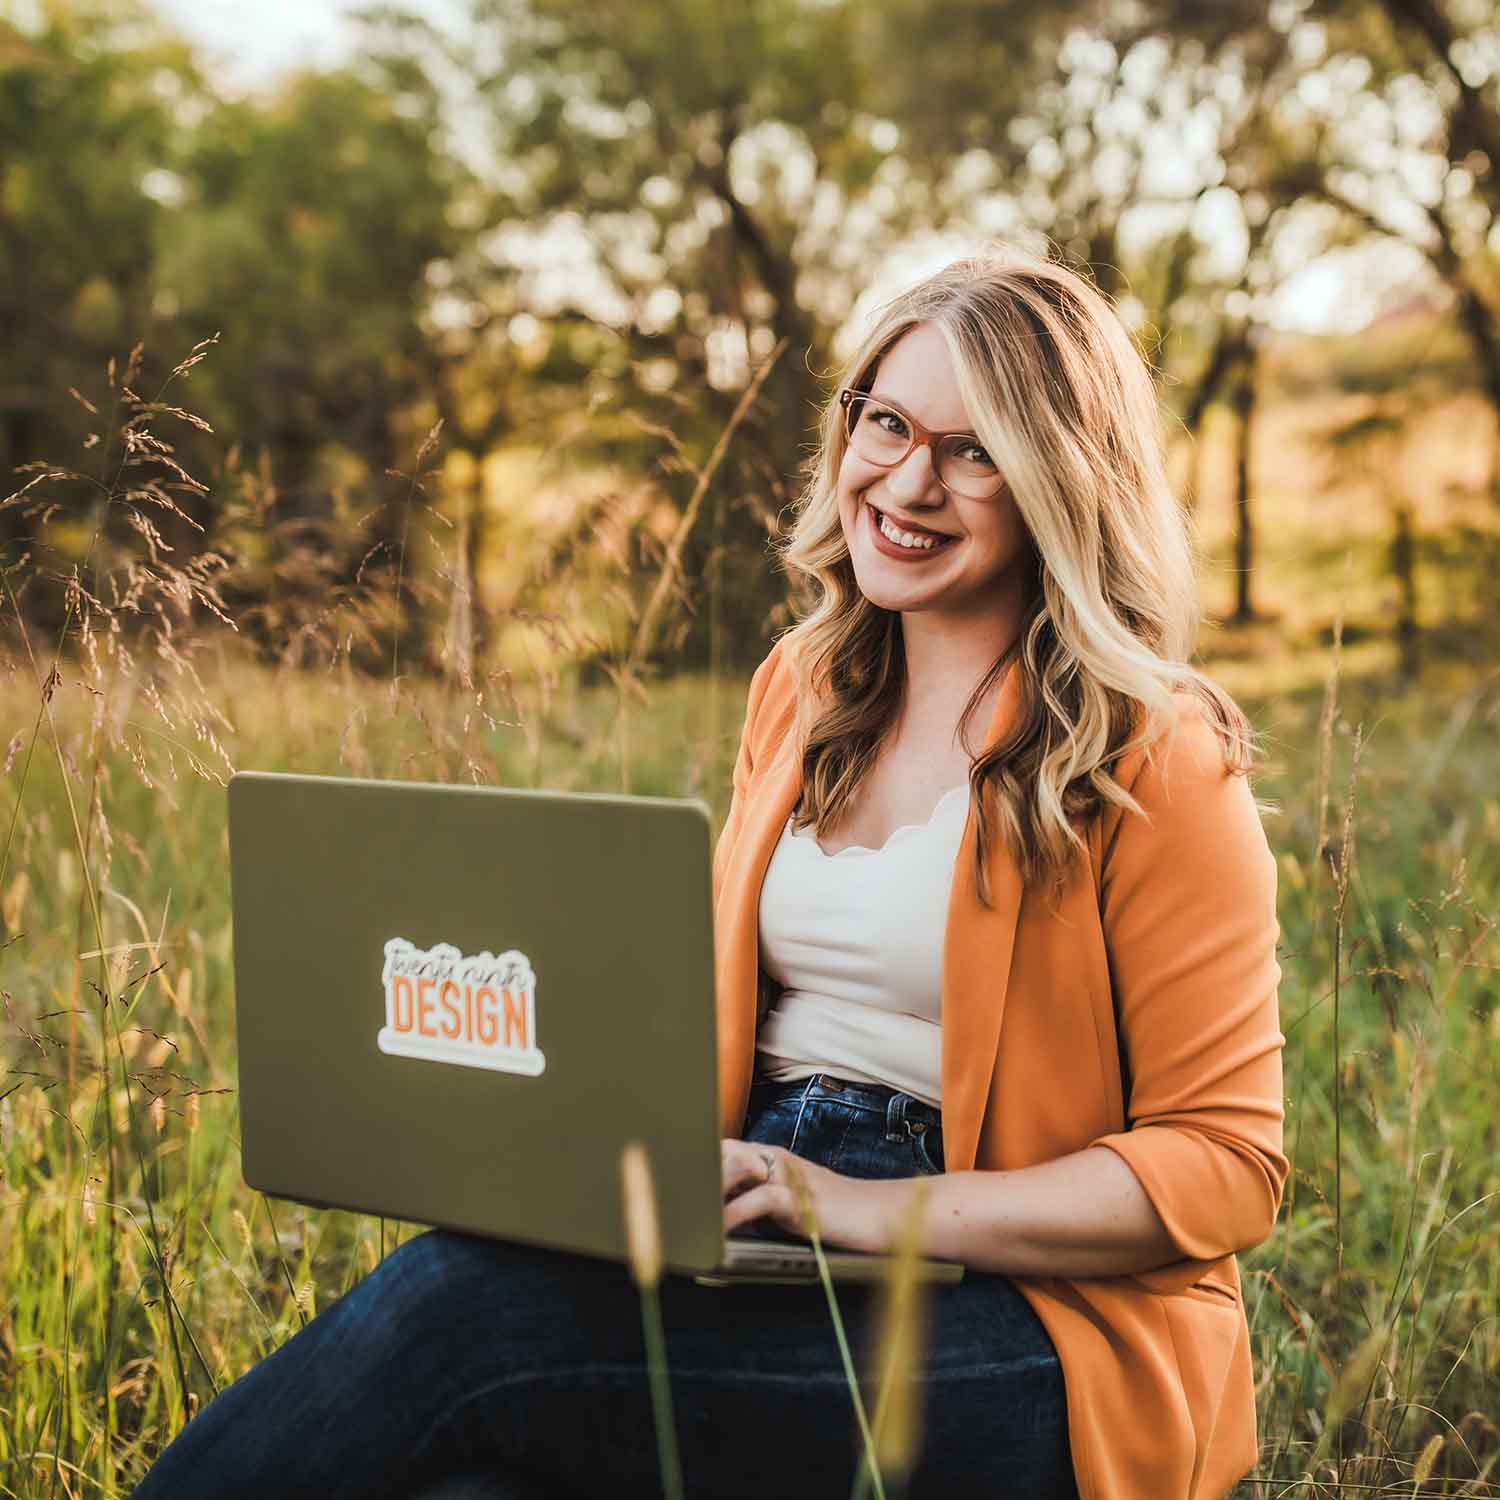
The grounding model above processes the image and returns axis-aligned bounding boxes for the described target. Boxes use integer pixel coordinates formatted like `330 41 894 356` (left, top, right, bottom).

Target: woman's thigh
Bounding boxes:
138 1227 1073 1500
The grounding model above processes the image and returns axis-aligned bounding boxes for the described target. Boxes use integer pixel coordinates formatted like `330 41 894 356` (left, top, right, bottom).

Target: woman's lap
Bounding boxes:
133 1078 1074 1500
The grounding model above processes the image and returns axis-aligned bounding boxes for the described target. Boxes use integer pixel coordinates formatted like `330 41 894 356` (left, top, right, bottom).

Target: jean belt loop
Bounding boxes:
885 1091 909 1144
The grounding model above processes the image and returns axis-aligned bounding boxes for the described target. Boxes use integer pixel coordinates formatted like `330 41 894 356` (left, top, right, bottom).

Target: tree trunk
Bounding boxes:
1230 341 1259 625
1392 503 1420 682
1182 320 1249 518
433 375 499 669
1447 277 1500 506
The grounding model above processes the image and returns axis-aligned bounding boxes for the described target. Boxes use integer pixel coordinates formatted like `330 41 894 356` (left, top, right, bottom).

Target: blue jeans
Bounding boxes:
133 1074 1075 1499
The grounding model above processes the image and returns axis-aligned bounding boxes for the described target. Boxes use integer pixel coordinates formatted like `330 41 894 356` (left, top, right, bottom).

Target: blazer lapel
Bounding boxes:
715 727 803 1137
940 657 1025 1172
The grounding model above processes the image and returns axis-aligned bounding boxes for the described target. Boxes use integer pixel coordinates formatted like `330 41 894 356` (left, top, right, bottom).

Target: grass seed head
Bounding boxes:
620 1140 663 1289
871 1179 931 1478
1 870 28 933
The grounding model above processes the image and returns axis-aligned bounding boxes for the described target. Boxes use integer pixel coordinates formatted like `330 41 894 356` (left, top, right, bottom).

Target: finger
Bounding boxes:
722 1184 804 1239
720 1143 777 1199
720 1138 761 1175
723 1163 767 1201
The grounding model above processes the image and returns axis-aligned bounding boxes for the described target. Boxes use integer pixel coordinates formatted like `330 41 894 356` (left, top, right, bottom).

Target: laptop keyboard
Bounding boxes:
716 1236 963 1284
723 1235 822 1270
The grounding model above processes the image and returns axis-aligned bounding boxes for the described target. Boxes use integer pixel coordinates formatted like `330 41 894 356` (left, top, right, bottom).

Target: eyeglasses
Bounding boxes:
837 388 1006 500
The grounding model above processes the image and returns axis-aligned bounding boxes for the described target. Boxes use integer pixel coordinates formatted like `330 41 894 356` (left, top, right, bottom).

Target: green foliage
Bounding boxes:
0 5 196 532
157 65 463 473
0 5 478 661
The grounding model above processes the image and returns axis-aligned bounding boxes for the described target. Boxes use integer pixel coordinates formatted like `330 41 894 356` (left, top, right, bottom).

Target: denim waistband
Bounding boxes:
749 1072 943 1142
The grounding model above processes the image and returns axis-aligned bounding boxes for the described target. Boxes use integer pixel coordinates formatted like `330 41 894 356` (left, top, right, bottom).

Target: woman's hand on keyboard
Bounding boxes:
720 1138 909 1254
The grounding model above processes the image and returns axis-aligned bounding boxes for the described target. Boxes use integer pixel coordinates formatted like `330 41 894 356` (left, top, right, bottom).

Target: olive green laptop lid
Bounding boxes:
227 770 726 1274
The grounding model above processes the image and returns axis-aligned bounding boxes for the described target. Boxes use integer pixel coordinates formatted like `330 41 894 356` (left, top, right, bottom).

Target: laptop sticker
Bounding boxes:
377 938 546 1076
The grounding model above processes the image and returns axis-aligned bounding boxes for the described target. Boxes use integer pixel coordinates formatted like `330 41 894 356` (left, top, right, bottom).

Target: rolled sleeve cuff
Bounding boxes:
1089 1123 1287 1263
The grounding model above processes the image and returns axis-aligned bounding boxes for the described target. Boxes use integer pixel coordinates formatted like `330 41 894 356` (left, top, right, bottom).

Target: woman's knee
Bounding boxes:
360 1232 530 1331
376 1229 508 1302
301 1230 518 1376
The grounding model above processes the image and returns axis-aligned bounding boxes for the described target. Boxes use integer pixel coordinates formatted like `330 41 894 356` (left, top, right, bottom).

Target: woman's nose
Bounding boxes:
883 443 944 503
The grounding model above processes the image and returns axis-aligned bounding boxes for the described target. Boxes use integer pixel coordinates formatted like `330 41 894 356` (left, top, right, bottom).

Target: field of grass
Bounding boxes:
2 638 1497 1496
1 377 1498 1496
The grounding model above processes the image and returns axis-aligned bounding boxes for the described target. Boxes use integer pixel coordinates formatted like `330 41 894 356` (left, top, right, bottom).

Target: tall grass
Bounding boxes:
0 339 1497 1497
619 1142 684 1500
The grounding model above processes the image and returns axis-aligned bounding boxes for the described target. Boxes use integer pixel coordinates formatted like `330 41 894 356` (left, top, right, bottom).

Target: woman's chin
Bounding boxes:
850 558 947 612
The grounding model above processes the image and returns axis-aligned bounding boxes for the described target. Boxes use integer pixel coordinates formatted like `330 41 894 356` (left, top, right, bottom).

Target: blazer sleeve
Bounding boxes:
711 640 783 909
1086 698 1289 1263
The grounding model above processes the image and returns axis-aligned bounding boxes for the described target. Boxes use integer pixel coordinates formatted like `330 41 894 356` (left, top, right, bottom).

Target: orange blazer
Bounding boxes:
712 638 1288 1500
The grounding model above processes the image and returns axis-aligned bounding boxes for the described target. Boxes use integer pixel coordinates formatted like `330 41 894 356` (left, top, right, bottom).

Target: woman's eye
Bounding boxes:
870 407 909 437
962 442 996 468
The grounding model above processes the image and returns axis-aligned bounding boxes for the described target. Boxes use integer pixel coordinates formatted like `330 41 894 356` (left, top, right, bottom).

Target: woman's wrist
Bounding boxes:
855 1175 956 1259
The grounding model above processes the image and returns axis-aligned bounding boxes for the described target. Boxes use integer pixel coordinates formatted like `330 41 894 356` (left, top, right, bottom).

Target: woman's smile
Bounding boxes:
865 500 961 560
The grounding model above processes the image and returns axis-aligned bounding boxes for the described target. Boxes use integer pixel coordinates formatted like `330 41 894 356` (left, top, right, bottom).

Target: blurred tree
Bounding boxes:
420 0 1079 668
0 3 481 666
0 4 199 574
159 57 468 665
1369 0 1500 217
1135 0 1500 497
10 0 1495 675
1302 0 1500 497
856 6 1323 622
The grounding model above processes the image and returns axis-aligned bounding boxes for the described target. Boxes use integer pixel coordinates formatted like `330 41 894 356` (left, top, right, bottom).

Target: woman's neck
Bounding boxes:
898 601 1025 725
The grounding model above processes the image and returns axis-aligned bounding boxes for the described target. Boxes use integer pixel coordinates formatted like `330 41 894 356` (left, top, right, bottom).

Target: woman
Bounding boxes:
134 246 1286 1500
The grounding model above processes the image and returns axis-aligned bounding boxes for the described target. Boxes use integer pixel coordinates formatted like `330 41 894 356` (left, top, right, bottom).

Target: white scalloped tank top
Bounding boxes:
754 781 970 1108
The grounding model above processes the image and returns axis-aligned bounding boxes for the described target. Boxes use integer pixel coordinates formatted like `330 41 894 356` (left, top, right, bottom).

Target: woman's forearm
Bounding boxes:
872 1146 1184 1277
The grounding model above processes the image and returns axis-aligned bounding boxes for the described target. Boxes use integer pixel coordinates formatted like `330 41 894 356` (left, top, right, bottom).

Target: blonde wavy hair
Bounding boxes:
774 244 1260 905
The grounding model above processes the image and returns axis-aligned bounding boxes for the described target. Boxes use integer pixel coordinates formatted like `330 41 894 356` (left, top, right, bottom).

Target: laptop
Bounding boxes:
226 770 963 1286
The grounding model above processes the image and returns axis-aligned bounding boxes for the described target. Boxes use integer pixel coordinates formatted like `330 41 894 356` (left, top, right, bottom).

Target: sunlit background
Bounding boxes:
145 0 1448 336
3 4 1500 1497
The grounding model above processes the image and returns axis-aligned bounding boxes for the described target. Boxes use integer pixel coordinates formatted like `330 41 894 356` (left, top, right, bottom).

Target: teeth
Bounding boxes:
877 510 940 550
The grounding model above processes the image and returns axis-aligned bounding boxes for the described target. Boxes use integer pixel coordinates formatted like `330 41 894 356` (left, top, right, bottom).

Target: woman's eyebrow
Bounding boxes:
867 391 979 437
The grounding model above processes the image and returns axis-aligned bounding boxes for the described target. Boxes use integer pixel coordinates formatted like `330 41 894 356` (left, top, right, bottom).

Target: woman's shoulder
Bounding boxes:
743 635 798 726
1094 683 1280 953
749 633 789 689
1097 681 1268 863
1118 682 1256 791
